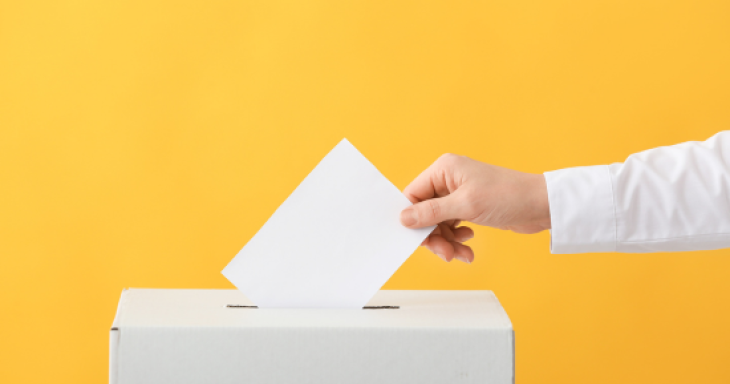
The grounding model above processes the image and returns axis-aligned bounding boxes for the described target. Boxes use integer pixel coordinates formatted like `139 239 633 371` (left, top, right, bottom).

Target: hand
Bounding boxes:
400 154 551 264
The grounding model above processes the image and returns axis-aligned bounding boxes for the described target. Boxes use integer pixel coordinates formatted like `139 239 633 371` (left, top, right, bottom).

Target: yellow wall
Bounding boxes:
1 1 729 383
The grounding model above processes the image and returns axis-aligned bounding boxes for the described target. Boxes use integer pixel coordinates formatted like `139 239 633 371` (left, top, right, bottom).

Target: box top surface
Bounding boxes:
113 289 512 329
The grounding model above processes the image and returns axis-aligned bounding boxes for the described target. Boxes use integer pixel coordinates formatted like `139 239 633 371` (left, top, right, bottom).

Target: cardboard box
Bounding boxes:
110 289 514 384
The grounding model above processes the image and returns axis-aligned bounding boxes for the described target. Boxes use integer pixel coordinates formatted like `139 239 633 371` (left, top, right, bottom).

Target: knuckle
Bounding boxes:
424 200 441 222
436 153 466 170
437 153 458 164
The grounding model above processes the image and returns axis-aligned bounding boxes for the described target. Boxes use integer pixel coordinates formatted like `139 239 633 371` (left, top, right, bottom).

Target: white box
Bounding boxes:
110 289 514 384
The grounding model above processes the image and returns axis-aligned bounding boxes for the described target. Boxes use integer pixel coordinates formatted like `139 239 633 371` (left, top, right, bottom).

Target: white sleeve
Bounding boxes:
544 131 730 253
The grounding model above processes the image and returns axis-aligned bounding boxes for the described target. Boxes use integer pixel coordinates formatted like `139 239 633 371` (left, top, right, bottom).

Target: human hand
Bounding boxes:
400 154 550 264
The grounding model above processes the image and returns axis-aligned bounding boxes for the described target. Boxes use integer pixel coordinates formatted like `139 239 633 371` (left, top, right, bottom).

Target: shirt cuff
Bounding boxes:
544 165 617 254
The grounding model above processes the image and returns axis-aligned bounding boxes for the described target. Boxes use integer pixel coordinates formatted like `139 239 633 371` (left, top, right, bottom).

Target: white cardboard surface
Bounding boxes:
110 289 514 384
222 139 435 308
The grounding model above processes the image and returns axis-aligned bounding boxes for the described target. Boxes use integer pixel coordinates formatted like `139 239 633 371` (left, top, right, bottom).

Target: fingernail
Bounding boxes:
456 256 471 264
436 253 450 262
400 207 417 227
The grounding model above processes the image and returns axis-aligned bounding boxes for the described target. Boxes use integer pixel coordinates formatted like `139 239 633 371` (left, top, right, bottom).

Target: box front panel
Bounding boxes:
117 326 513 384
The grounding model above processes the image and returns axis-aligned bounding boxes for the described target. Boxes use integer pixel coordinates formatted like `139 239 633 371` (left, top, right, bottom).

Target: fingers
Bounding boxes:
422 224 475 264
453 243 474 264
438 222 456 241
402 162 441 204
400 192 468 228
402 153 461 204
425 234 455 262
452 226 474 242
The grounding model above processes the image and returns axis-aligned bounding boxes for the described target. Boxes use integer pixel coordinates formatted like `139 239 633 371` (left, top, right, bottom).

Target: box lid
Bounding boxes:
113 289 513 329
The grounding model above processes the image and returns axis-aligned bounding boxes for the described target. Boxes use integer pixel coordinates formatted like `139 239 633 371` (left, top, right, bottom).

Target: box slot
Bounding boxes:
225 305 400 309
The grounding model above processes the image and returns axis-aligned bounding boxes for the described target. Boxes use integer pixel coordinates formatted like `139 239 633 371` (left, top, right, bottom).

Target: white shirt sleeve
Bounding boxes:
544 131 730 253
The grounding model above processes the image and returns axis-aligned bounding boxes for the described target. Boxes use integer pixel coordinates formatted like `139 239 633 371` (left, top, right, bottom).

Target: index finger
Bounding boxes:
402 156 453 203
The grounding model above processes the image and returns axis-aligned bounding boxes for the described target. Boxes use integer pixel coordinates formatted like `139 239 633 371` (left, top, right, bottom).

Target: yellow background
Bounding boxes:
1 0 729 383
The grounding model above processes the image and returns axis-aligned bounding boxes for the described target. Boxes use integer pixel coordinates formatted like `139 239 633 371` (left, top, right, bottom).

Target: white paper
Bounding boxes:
222 139 434 309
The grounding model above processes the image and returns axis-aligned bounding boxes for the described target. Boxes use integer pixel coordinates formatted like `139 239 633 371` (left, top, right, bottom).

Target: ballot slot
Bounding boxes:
225 304 400 309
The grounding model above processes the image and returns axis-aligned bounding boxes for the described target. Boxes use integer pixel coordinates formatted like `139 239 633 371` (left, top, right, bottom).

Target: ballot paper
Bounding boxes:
222 139 434 309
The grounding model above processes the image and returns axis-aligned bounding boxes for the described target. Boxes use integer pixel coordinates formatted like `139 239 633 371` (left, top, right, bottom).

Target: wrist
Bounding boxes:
528 173 551 230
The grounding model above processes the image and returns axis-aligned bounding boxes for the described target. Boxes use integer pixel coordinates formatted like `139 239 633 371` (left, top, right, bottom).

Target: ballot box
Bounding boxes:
109 289 514 384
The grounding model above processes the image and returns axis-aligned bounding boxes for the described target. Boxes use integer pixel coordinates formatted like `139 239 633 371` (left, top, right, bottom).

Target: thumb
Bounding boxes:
400 194 464 228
